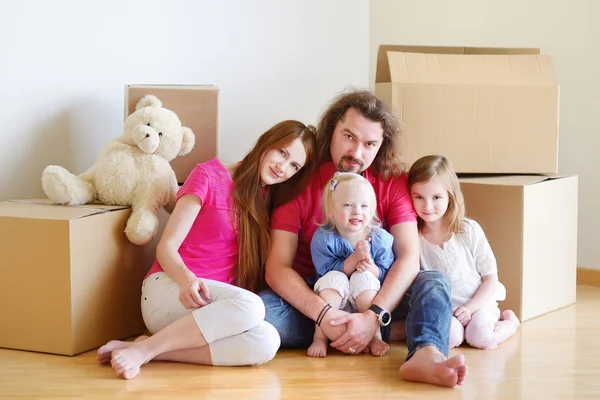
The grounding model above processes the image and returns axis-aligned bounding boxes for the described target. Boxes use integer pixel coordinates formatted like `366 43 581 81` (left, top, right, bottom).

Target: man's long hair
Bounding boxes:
316 88 404 180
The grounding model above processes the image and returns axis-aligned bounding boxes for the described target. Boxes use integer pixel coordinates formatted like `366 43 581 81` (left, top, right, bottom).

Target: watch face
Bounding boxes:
380 311 391 326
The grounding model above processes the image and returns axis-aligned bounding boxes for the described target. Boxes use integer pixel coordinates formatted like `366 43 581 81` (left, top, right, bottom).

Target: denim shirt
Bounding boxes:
310 226 395 282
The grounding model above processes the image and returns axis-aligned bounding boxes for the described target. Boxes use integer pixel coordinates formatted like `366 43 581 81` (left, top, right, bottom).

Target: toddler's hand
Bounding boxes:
355 238 371 261
356 258 379 278
453 306 472 326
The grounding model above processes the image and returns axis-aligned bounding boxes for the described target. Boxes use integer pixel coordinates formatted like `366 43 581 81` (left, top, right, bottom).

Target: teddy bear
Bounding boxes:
41 94 195 246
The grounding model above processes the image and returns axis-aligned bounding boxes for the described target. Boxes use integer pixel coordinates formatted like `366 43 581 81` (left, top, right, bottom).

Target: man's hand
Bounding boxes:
327 310 380 355
453 306 472 326
319 308 350 342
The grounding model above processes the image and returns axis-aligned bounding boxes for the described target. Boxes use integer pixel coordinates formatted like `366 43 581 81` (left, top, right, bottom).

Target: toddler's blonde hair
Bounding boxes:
319 172 381 234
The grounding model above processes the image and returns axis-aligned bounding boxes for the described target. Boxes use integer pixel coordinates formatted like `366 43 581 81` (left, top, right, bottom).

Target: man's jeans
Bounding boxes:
258 270 452 360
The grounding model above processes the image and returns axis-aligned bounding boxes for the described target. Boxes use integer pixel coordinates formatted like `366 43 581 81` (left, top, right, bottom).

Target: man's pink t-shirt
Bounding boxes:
271 162 417 280
145 158 238 284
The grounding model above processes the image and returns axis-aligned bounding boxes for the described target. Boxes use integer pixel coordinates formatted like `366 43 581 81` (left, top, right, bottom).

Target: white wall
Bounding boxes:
0 0 368 200
370 0 599 269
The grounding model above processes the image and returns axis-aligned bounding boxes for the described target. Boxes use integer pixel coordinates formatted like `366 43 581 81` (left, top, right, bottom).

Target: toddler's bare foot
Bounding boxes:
110 343 152 380
97 336 149 364
307 338 328 358
369 335 389 357
399 346 468 387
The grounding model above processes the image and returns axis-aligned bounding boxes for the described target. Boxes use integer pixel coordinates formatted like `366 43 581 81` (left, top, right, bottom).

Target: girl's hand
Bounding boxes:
178 278 211 309
453 306 472 326
355 238 371 260
356 259 379 278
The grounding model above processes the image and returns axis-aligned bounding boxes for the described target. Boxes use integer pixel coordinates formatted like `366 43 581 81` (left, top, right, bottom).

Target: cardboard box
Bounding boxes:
125 84 219 184
458 175 578 321
0 199 156 356
375 45 560 174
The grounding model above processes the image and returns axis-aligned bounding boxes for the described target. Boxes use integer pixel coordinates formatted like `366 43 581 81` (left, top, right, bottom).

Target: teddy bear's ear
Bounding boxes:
135 95 162 110
179 127 195 156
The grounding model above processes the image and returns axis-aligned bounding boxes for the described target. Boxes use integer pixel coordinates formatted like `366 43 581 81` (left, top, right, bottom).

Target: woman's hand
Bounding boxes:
178 278 211 309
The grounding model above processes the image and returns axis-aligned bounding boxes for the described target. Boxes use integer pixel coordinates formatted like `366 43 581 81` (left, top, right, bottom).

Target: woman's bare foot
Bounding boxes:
399 346 468 387
110 342 153 380
97 335 149 364
369 334 389 357
307 338 328 358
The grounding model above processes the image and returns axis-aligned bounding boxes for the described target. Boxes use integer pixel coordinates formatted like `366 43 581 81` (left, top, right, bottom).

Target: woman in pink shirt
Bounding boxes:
97 120 317 380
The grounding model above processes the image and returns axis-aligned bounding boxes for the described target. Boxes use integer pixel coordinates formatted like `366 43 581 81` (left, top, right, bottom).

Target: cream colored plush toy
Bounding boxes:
41 95 195 245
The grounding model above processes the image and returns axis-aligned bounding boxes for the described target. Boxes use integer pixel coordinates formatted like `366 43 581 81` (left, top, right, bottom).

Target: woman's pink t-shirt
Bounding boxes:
145 158 238 284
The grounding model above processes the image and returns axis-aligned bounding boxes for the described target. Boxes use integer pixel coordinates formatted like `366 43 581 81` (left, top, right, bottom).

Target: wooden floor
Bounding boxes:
1 286 599 400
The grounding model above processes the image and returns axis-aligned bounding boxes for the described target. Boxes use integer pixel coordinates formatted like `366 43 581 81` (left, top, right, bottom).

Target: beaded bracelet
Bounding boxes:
316 303 332 326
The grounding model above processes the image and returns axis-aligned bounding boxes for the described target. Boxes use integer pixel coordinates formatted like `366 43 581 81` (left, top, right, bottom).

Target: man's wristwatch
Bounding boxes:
368 304 391 327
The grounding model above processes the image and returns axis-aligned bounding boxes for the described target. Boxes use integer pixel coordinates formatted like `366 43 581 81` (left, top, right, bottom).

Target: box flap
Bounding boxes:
376 45 540 83
0 199 130 220
386 52 556 86
458 175 551 186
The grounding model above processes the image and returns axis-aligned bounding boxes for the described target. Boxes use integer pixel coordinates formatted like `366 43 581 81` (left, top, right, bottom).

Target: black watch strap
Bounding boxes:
369 304 385 315
368 304 391 326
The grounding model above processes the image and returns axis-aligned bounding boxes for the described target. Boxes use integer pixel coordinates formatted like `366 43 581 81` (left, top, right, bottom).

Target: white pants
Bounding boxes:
141 272 280 366
313 270 381 310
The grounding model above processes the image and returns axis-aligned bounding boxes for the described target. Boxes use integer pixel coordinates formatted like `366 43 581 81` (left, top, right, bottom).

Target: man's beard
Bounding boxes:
337 156 364 173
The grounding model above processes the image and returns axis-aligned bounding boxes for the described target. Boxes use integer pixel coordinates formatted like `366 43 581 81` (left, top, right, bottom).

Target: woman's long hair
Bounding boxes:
232 120 317 292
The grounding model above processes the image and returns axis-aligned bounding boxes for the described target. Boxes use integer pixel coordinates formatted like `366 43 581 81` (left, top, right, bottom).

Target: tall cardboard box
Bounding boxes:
125 85 219 184
0 200 155 356
458 175 578 321
375 45 560 174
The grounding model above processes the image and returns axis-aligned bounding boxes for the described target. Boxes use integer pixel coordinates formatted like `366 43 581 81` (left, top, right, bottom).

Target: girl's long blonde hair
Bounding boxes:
407 155 465 234
318 172 381 235
232 120 317 292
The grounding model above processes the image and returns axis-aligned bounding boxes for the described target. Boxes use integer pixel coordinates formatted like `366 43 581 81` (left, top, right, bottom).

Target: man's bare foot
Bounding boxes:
110 343 152 380
97 335 149 364
399 346 468 387
307 339 328 358
369 335 389 357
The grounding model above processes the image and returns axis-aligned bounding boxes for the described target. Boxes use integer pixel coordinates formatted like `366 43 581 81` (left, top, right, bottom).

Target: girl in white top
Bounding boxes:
407 155 520 350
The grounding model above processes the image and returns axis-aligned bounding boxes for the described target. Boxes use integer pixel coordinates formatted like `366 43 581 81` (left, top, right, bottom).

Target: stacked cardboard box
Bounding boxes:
375 45 578 321
125 84 219 184
0 86 220 355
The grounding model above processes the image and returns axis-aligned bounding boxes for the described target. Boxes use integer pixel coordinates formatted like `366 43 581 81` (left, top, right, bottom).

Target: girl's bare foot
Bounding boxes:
399 346 468 387
501 310 520 325
97 335 149 364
